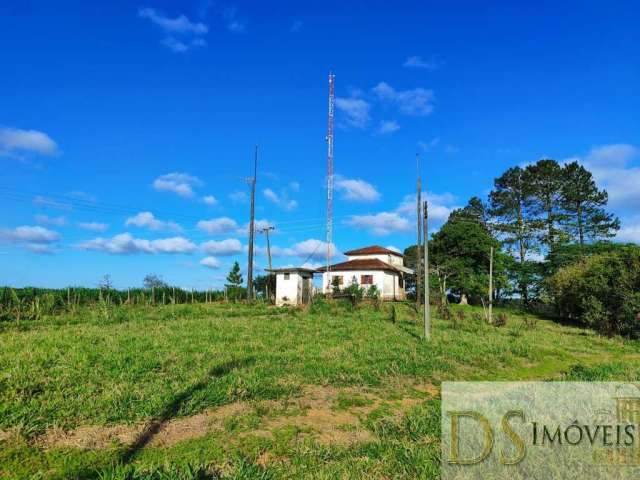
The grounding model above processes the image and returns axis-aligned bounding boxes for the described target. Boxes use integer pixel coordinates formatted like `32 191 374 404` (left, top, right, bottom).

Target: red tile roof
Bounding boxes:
315 258 400 273
343 245 403 257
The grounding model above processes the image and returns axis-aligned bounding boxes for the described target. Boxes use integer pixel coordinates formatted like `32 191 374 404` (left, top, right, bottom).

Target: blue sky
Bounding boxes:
1 0 639 289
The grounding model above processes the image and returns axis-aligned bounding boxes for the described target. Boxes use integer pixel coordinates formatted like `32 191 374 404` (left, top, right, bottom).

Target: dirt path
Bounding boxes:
2 383 436 451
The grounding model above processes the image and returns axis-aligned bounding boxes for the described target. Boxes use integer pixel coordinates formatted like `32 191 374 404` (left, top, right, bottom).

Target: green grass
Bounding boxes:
1 301 639 479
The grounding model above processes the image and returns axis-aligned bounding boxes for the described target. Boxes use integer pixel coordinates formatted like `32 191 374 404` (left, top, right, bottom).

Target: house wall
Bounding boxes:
275 272 314 306
322 270 405 300
347 254 404 268
275 272 301 306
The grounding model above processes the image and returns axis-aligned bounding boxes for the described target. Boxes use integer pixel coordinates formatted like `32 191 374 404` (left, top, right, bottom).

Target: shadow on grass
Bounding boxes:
75 357 254 478
396 320 422 340
120 357 255 464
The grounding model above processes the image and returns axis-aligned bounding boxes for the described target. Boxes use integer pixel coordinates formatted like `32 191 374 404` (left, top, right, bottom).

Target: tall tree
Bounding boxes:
143 274 168 290
430 200 500 304
456 196 490 229
489 167 537 304
226 261 244 300
524 159 566 251
561 162 620 246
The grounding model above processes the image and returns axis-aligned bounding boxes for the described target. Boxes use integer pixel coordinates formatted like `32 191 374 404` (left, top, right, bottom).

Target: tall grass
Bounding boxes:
0 287 230 322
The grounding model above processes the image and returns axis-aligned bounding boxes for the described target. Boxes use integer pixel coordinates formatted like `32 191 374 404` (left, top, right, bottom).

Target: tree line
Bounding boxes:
405 158 640 336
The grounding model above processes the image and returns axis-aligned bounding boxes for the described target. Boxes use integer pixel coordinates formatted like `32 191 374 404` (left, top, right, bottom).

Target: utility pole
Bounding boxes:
423 200 430 341
247 145 257 301
260 226 275 301
416 153 422 307
488 246 494 324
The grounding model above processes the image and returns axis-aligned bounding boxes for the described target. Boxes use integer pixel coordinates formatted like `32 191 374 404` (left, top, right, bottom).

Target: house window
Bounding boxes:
399 275 404 288
361 275 374 285
284 273 290 280
332 275 343 286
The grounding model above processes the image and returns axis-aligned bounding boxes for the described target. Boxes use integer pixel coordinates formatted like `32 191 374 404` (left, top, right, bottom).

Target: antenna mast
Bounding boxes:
326 73 335 293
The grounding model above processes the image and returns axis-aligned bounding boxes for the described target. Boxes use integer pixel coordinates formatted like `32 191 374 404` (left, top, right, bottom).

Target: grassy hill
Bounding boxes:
1 301 639 479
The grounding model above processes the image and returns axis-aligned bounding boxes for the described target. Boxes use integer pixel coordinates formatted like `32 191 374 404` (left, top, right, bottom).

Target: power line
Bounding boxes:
0 187 357 229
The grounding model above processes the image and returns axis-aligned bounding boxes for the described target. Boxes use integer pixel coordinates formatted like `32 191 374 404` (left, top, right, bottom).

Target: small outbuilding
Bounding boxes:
267 267 316 307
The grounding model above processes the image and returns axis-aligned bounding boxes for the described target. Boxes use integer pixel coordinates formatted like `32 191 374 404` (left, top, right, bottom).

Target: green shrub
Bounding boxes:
547 245 640 337
366 284 380 299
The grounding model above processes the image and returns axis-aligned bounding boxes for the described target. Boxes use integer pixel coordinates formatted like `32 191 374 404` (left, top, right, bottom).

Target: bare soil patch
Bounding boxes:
24 382 436 451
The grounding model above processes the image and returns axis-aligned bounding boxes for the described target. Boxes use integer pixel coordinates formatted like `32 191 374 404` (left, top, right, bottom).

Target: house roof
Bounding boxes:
266 267 316 275
343 245 403 257
316 258 402 273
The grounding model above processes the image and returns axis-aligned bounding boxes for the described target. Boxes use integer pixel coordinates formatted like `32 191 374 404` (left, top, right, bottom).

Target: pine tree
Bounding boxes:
561 162 620 246
489 167 538 304
226 261 244 300
524 159 567 251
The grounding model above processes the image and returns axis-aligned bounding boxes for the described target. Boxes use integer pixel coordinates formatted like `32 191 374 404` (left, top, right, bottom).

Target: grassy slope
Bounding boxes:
1 301 639 479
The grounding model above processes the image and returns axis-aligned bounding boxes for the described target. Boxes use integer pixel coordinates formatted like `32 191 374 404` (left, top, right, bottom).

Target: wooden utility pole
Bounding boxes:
423 200 430 341
260 226 274 270
488 246 494 324
416 153 422 307
247 145 258 301
260 226 275 301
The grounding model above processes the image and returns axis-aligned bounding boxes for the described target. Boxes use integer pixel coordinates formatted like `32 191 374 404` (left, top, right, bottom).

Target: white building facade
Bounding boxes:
318 246 412 300
268 267 315 307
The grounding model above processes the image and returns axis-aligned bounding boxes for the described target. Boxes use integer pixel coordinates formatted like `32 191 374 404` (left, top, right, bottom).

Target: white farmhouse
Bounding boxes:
318 245 413 300
267 267 315 307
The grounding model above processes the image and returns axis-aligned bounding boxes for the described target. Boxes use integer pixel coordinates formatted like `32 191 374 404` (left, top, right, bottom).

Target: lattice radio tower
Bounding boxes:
325 73 335 292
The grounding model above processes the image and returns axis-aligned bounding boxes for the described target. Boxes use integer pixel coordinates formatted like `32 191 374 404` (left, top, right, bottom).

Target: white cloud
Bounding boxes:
238 219 274 236
585 144 637 167
202 195 217 205
377 120 400 135
0 225 61 253
418 137 440 151
151 237 196 253
372 82 434 116
0 127 58 157
33 195 72 211
570 144 640 209
138 7 208 34
77 233 196 255
444 144 459 154
200 256 221 269
78 222 108 232
271 239 339 260
345 212 412 236
160 37 205 52
125 211 181 231
223 7 246 33
153 172 202 198
396 191 458 221
201 238 243 255
334 97 371 128
197 217 239 234
616 218 640 244
386 245 401 253
403 56 439 70
301 261 323 269
0 225 60 244
229 191 248 203
263 188 297 210
35 214 67 227
335 177 380 202
138 7 209 53
26 244 56 254
289 181 300 192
